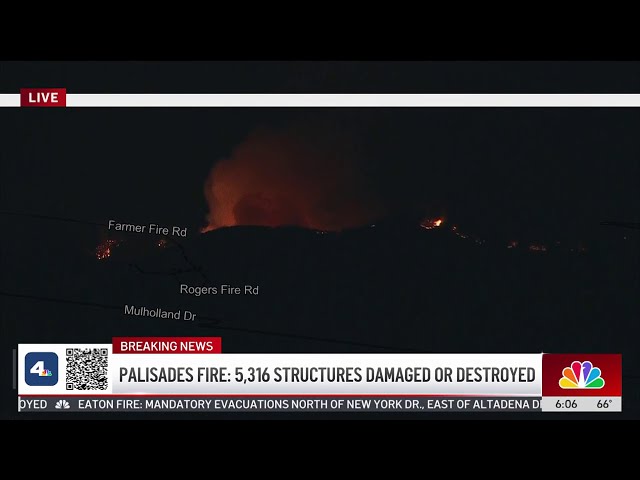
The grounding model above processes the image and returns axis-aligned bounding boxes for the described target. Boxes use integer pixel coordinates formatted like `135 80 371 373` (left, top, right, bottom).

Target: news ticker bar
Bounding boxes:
17 340 622 412
3 91 640 107
17 396 623 413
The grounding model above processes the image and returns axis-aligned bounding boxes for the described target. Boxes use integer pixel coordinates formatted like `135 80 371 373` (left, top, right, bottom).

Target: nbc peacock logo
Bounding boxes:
559 360 605 389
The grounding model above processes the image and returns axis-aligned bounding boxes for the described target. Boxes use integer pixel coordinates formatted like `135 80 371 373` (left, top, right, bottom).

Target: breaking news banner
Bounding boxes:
16 338 621 413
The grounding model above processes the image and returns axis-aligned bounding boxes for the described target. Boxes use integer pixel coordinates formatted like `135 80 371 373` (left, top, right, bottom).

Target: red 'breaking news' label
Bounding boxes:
20 88 66 107
112 336 222 354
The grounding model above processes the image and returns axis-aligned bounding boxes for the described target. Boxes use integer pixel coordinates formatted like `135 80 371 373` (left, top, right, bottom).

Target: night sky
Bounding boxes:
1 62 638 419
1 107 636 242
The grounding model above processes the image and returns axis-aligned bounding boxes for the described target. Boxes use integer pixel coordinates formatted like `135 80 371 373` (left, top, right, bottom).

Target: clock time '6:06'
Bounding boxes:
556 399 577 408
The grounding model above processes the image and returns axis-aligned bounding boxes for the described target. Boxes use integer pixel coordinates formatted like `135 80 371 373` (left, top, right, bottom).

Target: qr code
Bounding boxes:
65 348 109 390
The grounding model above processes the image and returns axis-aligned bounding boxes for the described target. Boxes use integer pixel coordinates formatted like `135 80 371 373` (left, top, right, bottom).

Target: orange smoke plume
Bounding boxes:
202 123 384 232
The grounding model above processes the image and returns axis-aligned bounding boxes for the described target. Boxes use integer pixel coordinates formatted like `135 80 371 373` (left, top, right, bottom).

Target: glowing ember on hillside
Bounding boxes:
96 239 119 260
420 217 445 230
416 216 586 255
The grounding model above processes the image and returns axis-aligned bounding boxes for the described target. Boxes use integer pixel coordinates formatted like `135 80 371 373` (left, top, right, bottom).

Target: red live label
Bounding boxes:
20 88 66 107
112 336 222 354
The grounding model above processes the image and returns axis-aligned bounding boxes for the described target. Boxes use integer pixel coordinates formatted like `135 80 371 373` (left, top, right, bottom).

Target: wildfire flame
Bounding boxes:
417 216 587 255
420 217 445 230
96 239 119 260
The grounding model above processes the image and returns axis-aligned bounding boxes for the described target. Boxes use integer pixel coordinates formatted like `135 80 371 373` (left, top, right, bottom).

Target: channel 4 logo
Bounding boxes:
25 352 58 386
